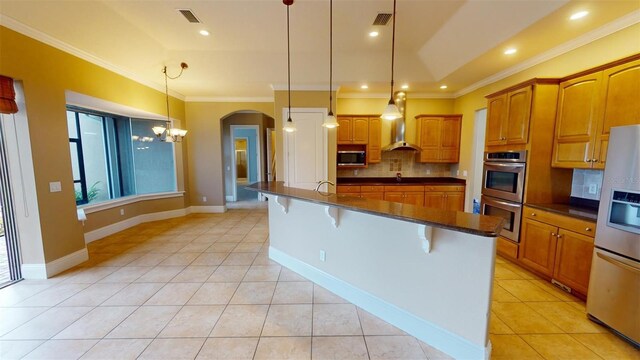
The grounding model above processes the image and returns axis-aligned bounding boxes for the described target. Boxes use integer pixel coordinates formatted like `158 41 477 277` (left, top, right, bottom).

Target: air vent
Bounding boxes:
373 13 392 26
177 9 201 23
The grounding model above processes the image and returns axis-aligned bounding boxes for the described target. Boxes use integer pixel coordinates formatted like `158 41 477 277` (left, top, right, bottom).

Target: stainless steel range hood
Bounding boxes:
382 91 421 151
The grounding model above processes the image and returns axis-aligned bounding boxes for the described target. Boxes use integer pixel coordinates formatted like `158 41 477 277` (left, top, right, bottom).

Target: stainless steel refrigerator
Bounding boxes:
587 124 640 346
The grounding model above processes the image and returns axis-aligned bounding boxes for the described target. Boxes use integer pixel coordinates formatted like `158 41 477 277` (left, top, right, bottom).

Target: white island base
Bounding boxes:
266 196 497 359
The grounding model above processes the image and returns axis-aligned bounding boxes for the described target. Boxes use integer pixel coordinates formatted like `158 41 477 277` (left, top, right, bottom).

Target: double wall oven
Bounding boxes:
481 150 527 242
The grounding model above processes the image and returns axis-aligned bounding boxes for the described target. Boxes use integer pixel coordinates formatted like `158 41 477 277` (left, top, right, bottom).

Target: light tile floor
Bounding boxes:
0 206 638 359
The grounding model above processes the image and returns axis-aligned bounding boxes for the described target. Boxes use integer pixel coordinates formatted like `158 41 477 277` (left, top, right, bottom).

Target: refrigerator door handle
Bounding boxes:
596 251 640 275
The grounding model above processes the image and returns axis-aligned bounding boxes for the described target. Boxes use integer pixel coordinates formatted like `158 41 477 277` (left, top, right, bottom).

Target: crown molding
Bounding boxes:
271 84 341 91
455 10 640 98
185 96 274 103
0 15 186 100
338 92 455 99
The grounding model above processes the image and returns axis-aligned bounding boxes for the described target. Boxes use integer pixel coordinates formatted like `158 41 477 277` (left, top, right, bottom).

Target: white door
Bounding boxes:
283 108 328 190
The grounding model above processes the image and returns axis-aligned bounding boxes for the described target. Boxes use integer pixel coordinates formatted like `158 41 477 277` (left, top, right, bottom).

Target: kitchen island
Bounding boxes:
247 182 503 359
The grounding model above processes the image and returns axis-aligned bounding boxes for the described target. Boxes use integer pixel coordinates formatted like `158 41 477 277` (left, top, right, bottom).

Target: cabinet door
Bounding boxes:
486 94 507 146
368 117 382 163
444 192 465 211
553 229 594 295
417 117 441 162
340 192 361 198
384 192 404 204
518 218 558 277
337 117 352 144
352 117 369 144
593 59 640 169
404 192 425 207
551 72 602 168
361 192 383 200
424 192 445 210
506 86 532 145
440 116 461 162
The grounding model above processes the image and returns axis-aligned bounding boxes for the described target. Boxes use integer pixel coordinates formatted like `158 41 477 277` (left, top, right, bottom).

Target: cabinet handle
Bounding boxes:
551 233 556 236
531 213 536 216
557 234 563 239
592 159 599 163
585 159 592 163
585 227 592 232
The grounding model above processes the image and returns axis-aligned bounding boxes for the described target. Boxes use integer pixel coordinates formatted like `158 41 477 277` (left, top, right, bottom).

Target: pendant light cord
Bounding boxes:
287 4 292 121
164 66 171 125
390 0 396 101
328 0 333 115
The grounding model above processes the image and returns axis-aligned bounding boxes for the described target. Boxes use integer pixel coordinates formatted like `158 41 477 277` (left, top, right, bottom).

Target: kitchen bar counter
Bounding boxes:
248 181 501 359
526 203 598 222
248 181 502 237
337 176 465 186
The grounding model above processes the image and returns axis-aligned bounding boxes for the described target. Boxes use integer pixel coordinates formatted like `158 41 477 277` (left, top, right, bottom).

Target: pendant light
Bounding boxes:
152 62 189 141
380 0 402 121
283 0 296 133
322 0 339 129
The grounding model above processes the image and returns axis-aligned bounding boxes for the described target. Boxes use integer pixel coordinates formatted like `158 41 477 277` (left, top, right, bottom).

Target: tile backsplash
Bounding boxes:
337 150 451 178
571 169 604 200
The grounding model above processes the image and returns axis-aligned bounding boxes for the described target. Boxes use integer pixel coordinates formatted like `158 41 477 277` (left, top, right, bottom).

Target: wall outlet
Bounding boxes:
426 169 431 175
354 169 358 175
588 184 597 194
49 181 62 192
463 170 468 177
202 196 207 202
456 170 460 176
319 250 326 262
120 209 125 216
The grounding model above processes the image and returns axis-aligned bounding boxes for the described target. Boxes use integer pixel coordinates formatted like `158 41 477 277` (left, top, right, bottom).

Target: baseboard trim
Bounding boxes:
21 248 89 279
189 205 227 213
269 246 490 360
84 207 191 244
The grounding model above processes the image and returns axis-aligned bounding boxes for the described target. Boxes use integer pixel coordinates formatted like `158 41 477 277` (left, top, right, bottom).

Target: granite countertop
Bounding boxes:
247 182 503 238
525 203 598 222
336 177 466 186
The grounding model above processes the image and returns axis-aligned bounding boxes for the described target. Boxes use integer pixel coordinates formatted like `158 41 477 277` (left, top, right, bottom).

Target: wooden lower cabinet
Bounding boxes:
337 183 464 211
361 192 383 200
519 218 559 277
384 190 424 206
553 229 594 295
518 205 596 296
423 185 465 212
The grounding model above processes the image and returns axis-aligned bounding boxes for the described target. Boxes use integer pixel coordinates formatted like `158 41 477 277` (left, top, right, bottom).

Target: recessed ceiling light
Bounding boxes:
440 85 448 90
361 84 369 89
570 10 589 20
369 31 379 37
199 30 210 36
401 84 409 90
504 48 517 55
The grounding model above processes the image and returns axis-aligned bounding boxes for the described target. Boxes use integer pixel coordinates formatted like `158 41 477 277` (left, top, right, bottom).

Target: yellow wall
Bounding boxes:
0 26 188 263
185 102 274 206
337 97 455 146
452 23 640 208
274 90 337 185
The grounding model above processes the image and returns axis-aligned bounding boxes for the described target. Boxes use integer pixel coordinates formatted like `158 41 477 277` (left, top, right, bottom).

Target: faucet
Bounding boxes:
396 172 402 182
315 180 335 191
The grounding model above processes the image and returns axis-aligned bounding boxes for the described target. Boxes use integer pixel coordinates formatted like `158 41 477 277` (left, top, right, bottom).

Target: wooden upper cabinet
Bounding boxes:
552 56 640 169
593 58 640 169
486 94 507 146
415 115 462 163
337 117 353 144
337 116 370 145
352 117 369 144
368 117 382 163
485 86 532 148
505 86 532 145
551 72 602 168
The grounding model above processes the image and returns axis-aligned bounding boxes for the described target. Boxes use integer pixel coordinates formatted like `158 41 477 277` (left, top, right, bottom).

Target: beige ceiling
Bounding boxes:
0 0 638 99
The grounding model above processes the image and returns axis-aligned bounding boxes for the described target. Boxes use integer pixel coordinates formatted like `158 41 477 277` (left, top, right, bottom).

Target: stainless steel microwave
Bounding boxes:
337 150 366 166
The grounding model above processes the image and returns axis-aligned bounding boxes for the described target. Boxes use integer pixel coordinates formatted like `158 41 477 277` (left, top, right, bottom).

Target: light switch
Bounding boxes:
49 181 62 192
588 184 597 194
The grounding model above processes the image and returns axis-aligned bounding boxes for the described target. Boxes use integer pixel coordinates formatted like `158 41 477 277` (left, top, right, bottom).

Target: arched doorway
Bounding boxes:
221 111 275 205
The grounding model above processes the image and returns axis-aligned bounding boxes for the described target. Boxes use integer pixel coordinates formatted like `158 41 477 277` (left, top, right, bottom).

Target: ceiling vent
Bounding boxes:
372 13 392 26
177 9 201 23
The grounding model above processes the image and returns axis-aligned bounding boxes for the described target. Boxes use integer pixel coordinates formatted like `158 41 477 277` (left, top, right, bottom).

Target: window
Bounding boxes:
67 107 176 205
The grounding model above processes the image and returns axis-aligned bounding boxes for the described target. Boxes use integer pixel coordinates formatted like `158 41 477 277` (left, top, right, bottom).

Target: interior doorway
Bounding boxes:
230 125 261 202
471 108 487 213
